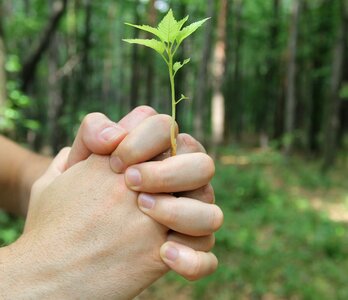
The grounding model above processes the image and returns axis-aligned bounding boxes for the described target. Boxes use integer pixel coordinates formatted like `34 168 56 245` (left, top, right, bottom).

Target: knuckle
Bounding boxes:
202 184 215 204
155 114 172 130
165 201 180 227
211 205 224 232
199 153 215 181
206 234 216 250
133 105 157 116
82 112 106 129
155 163 171 190
179 134 206 153
186 253 202 281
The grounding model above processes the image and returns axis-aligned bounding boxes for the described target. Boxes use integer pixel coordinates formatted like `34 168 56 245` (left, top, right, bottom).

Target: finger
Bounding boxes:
67 106 157 169
110 114 178 173
160 241 218 281
67 113 127 168
125 153 215 193
177 184 215 204
152 133 206 161
137 193 223 236
118 105 157 131
167 232 215 252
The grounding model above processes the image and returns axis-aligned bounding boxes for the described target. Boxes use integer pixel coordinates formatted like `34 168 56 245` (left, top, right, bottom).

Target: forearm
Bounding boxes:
0 136 51 216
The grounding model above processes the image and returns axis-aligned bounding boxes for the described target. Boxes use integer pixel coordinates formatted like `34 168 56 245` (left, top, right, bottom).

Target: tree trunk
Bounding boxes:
47 0 63 154
322 0 347 171
222 0 233 144
21 0 67 92
261 0 280 145
283 0 301 154
145 0 157 106
129 1 141 110
0 0 6 113
232 0 243 141
194 0 214 143
211 0 228 150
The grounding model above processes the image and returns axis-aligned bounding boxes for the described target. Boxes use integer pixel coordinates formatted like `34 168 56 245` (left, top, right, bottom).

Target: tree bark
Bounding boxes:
0 0 7 113
283 0 301 154
232 0 243 141
145 0 157 106
322 0 348 171
129 1 141 110
21 0 67 92
261 0 280 145
211 0 228 150
194 0 214 142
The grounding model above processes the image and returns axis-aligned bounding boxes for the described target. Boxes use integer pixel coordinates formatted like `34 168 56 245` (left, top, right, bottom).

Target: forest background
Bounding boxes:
1 0 348 299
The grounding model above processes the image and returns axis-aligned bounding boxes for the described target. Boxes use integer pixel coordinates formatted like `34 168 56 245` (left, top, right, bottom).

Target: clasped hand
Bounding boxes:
11 106 223 299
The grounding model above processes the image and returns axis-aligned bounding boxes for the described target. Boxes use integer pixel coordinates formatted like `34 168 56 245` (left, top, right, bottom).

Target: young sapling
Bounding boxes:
123 9 209 155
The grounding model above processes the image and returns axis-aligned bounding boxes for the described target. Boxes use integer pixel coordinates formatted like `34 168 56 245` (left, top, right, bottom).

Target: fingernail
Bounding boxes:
100 125 125 142
138 193 155 210
110 156 125 173
162 245 179 262
126 168 142 187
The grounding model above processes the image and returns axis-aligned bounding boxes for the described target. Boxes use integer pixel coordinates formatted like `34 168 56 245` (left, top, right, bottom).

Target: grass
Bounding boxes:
140 148 348 300
2 147 348 299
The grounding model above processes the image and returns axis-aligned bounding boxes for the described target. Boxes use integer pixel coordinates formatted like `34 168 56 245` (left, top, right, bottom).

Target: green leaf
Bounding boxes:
124 23 165 41
158 9 181 43
176 18 210 45
173 58 191 76
122 39 165 55
177 16 189 30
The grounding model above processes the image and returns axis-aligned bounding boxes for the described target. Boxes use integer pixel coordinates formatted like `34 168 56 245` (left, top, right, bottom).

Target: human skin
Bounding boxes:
0 106 223 288
0 122 221 298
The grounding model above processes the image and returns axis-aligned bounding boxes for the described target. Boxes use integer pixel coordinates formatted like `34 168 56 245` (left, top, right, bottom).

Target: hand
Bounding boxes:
109 114 223 280
41 107 222 281
3 150 165 299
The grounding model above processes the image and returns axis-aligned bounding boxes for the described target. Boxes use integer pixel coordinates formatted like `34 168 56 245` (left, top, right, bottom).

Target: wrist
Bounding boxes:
0 234 60 299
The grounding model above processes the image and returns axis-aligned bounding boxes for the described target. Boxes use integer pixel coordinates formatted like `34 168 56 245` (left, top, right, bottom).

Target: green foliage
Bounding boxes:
155 148 348 299
123 9 209 155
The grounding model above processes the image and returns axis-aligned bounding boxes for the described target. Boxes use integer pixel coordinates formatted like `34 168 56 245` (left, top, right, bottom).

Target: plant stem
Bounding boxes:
168 48 177 156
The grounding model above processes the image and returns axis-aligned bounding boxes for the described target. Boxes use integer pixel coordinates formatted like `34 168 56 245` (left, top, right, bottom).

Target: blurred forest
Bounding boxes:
1 0 348 299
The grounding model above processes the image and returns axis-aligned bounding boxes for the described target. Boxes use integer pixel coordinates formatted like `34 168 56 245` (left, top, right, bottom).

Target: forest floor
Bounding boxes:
137 147 348 300
1 147 348 300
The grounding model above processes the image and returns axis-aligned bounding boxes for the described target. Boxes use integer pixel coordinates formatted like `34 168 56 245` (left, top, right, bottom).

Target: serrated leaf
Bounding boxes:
122 39 165 55
177 16 189 30
125 23 165 41
158 9 181 43
176 18 210 45
173 58 191 76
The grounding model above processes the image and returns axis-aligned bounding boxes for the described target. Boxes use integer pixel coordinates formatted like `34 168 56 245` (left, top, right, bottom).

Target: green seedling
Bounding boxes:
123 9 209 156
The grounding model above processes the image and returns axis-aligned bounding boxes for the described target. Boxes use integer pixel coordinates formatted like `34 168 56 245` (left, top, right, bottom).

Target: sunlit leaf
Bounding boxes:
123 38 165 55
176 18 210 45
124 23 165 41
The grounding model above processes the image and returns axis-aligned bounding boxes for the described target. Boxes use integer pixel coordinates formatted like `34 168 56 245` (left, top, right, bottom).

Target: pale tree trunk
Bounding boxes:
194 0 214 143
211 0 228 150
322 0 348 171
0 1 6 114
283 0 301 154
